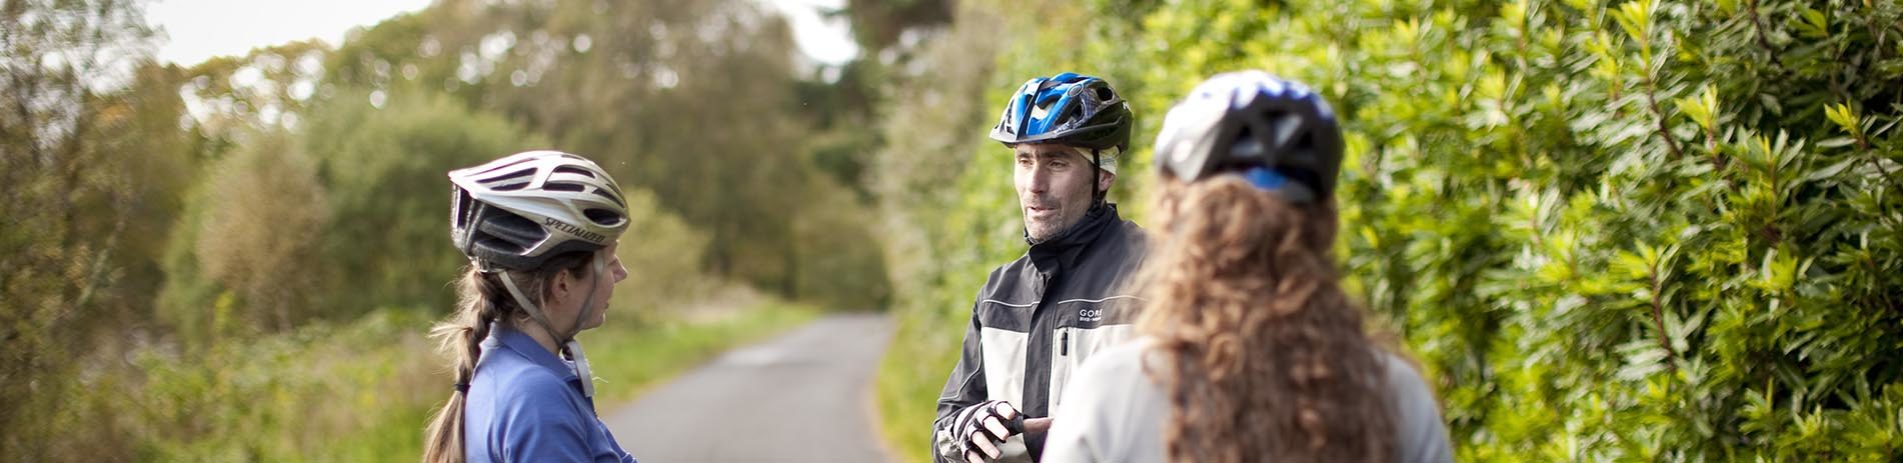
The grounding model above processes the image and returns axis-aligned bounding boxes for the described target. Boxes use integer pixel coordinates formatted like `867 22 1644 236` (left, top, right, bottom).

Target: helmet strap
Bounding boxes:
566 339 596 399
1089 148 1109 207
497 271 565 343
566 253 608 398
567 252 607 338
496 255 607 398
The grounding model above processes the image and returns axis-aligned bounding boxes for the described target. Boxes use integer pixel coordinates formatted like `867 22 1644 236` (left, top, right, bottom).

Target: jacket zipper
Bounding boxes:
1060 328 1069 356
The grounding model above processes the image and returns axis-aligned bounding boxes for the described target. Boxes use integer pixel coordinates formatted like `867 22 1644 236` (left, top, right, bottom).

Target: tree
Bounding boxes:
0 0 195 458
838 0 952 56
192 131 330 332
323 0 893 307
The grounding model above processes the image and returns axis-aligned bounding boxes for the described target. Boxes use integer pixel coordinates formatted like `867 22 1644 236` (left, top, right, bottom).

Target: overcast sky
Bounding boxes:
145 0 860 66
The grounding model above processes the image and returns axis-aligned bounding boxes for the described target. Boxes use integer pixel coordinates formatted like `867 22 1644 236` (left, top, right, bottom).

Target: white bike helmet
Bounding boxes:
450 150 630 271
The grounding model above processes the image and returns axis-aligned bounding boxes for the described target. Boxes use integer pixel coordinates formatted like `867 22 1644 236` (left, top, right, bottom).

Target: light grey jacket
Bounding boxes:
1041 338 1455 463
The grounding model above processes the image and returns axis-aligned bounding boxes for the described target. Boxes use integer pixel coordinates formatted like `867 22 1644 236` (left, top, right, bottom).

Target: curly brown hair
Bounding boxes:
1133 176 1397 462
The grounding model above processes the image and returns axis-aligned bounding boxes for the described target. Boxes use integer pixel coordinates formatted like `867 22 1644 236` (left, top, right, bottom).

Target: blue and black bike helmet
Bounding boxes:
990 72 1134 174
1153 71 1343 204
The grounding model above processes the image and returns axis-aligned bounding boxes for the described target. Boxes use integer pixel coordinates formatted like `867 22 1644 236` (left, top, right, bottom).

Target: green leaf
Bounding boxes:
1816 136 1857 148
1825 104 1862 136
1618 339 1671 381
1676 85 1719 131
1612 0 1655 44
1797 7 1829 39
1805 157 1859 182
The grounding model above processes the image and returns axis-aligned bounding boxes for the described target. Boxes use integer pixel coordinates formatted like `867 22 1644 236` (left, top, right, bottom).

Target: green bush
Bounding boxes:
301 89 550 319
154 88 539 340
61 301 811 462
878 0 1903 460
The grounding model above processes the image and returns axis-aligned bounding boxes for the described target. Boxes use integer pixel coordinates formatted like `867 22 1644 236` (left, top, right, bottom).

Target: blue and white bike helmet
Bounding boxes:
990 72 1134 174
1153 71 1343 204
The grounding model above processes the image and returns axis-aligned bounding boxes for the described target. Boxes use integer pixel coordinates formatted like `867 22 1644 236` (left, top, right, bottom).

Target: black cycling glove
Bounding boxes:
947 400 1024 462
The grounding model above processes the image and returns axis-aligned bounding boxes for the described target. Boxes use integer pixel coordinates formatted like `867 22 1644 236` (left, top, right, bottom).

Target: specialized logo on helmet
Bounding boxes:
545 217 607 244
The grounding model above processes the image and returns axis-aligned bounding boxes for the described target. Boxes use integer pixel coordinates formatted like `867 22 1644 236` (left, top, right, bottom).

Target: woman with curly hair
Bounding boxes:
1041 72 1453 463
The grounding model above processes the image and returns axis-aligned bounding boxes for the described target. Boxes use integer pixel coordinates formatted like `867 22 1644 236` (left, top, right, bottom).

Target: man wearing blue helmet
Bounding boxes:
931 73 1148 463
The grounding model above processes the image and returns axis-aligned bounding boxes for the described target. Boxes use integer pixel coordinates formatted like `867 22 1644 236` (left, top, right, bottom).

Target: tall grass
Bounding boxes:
42 301 813 462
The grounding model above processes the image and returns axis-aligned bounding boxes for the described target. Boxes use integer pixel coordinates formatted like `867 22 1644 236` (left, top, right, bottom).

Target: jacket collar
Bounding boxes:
1027 203 1120 273
482 324 579 382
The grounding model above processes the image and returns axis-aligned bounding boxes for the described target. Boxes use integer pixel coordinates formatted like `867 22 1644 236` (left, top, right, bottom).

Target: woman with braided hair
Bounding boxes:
423 150 639 463
1041 72 1454 463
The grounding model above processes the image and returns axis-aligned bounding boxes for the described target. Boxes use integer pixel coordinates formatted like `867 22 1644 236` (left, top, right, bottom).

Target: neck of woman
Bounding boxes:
514 319 564 356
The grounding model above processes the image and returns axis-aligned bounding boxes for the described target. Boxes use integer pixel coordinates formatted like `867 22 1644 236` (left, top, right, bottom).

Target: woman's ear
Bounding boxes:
547 270 574 306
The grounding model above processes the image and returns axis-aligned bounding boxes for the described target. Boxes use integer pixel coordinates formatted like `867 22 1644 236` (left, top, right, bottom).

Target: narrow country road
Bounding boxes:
604 313 899 463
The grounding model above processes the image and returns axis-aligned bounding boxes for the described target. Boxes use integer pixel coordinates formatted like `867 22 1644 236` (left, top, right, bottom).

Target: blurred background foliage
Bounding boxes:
3 0 1900 461
870 0 1902 461
2 0 867 459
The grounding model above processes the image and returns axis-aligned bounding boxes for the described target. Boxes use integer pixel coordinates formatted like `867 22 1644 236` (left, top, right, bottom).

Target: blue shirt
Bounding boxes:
464 325 637 463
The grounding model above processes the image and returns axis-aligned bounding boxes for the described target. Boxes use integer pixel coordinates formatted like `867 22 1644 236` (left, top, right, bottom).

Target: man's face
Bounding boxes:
1014 143 1111 242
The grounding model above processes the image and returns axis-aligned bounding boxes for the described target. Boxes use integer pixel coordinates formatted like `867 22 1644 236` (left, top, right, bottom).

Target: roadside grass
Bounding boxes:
115 300 815 462
873 309 964 463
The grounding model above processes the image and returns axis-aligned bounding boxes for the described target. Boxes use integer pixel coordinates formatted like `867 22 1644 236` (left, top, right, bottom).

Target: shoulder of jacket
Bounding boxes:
997 253 1035 273
980 255 1036 287
489 367 580 411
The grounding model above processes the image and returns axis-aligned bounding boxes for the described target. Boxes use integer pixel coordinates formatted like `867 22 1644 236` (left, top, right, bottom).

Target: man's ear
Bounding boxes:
1098 171 1116 193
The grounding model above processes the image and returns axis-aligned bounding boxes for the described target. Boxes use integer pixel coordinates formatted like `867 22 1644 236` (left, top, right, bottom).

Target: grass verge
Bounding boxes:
112 300 815 462
874 309 965 463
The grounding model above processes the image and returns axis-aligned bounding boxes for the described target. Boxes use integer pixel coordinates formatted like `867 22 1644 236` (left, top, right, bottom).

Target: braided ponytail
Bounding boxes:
422 267 507 463
422 252 596 462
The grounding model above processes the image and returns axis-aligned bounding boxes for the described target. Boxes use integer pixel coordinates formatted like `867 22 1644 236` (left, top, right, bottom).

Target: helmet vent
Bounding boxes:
554 165 598 178
1231 125 1267 161
544 182 586 193
590 188 625 207
1057 103 1082 125
1271 112 1304 147
1292 132 1316 153
477 168 536 186
452 189 479 230
584 208 625 226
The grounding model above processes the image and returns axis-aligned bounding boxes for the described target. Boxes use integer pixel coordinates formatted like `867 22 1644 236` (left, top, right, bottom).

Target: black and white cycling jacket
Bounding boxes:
931 204 1147 462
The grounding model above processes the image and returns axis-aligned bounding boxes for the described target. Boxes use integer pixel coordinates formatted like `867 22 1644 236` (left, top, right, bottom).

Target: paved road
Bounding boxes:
604 313 898 463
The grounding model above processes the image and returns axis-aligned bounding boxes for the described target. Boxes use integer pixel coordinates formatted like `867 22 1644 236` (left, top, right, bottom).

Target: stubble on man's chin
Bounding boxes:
1024 215 1075 245
1024 219 1051 243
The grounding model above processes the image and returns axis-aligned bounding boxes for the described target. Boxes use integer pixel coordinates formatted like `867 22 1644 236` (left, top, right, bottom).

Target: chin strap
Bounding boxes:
494 252 610 398
565 339 596 398
498 272 565 344
1089 147 1120 209
567 254 607 398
